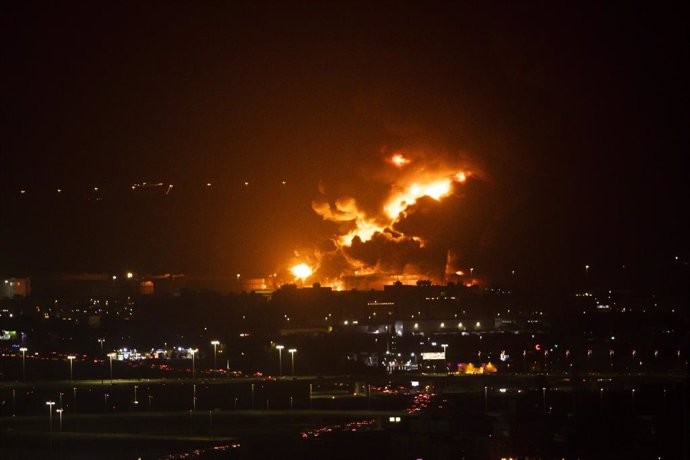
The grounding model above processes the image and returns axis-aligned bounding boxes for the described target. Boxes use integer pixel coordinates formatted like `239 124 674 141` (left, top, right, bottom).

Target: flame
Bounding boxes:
384 179 453 219
388 153 411 168
290 263 313 280
291 150 475 285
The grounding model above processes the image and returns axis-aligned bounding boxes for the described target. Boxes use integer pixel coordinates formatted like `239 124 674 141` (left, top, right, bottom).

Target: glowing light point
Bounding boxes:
389 153 411 167
454 172 467 182
291 263 313 280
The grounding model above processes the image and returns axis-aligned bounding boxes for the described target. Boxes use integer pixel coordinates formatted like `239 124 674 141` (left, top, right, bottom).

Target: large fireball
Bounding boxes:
291 263 313 280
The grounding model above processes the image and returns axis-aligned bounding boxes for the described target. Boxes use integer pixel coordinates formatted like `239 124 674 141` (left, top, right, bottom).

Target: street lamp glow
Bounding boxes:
46 401 55 432
276 345 284 376
211 340 220 370
107 352 116 383
288 348 297 375
126 272 134 279
189 348 198 378
67 355 76 381
56 408 64 431
19 347 27 380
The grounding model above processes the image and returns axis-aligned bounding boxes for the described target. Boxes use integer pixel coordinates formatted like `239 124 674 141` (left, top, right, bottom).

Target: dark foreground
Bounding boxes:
0 373 687 459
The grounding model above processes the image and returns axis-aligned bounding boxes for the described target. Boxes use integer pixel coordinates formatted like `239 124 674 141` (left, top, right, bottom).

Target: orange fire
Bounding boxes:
388 153 411 168
289 150 475 286
290 263 313 280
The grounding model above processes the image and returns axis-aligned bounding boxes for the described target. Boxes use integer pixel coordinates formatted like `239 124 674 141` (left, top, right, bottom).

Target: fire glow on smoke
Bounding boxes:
289 151 476 287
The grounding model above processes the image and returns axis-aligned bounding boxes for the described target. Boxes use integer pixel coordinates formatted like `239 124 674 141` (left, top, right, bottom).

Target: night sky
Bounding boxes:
1 2 687 287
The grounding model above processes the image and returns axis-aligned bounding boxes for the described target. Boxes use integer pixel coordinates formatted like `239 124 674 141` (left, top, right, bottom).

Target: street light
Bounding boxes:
56 408 63 432
276 345 284 376
67 355 76 381
288 348 297 375
189 348 197 378
98 338 105 355
134 385 139 406
46 401 55 432
107 352 116 383
19 347 27 381
211 340 220 370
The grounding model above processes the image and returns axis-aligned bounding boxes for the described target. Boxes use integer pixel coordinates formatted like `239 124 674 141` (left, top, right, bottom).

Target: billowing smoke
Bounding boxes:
287 147 487 288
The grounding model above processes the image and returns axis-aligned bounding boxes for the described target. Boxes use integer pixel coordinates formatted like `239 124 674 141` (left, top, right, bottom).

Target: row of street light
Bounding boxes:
16 338 302 383
275 345 298 376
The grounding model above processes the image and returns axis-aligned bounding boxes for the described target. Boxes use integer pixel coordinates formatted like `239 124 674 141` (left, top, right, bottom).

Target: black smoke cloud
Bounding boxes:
312 178 499 282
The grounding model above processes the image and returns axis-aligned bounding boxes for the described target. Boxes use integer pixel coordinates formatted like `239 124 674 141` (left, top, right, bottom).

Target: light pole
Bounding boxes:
190 349 197 378
276 345 284 376
108 353 116 383
211 340 220 370
19 347 27 380
56 408 63 432
134 385 139 406
441 344 449 373
288 348 297 375
98 338 105 355
67 355 76 381
46 401 55 432
104 393 109 412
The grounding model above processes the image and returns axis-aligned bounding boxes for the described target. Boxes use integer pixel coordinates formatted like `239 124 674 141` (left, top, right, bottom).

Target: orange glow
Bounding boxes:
384 179 453 219
290 263 313 280
389 153 411 167
297 151 474 283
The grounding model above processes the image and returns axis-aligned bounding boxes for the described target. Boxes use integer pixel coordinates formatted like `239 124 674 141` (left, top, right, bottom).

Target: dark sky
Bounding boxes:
1 2 687 286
